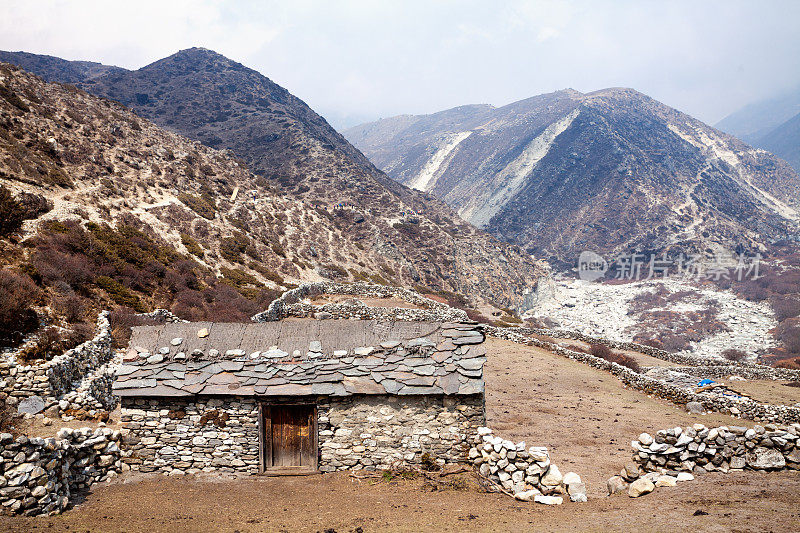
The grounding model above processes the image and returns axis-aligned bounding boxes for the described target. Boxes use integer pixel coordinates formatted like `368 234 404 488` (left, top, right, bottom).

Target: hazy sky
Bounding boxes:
1 0 799 129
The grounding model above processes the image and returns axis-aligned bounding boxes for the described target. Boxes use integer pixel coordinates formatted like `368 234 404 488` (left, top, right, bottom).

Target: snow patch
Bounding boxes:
408 131 472 192
460 108 580 228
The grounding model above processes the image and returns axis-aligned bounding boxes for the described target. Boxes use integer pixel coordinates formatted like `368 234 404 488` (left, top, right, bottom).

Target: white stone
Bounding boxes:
638 433 654 446
534 495 563 505
676 472 694 482
562 472 581 485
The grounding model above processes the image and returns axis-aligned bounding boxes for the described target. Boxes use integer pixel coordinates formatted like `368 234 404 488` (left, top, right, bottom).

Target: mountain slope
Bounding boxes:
0 56 544 310
345 88 800 265
756 111 800 173
716 87 800 173
0 50 124 85
716 86 800 143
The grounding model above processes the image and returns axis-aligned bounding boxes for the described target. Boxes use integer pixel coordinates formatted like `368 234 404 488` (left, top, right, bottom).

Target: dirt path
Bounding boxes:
1 470 798 532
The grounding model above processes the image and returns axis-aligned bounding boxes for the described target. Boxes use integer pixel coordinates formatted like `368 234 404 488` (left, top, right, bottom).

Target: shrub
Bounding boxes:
17 326 84 363
96 275 145 311
178 192 216 220
220 232 253 264
180 232 204 257
0 185 26 237
589 343 642 373
0 269 40 345
465 309 491 324
721 348 747 362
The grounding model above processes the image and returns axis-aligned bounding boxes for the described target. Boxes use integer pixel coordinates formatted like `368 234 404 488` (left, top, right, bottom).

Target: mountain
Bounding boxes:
0 50 124 84
716 87 800 173
345 88 800 266
756 111 800 173
0 53 544 312
716 87 800 143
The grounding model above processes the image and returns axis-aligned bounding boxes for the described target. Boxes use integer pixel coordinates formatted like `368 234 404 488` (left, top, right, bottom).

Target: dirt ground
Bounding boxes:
2 338 798 532
2 470 799 533
309 294 424 309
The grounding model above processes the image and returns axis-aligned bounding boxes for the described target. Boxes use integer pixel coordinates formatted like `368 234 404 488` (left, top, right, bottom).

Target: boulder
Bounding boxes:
514 489 540 502
567 482 587 502
534 495 563 505
540 464 563 486
562 472 582 485
655 475 677 487
746 447 785 470
686 402 705 414
628 478 655 498
622 462 640 481
676 472 695 482
607 475 628 495
17 396 45 415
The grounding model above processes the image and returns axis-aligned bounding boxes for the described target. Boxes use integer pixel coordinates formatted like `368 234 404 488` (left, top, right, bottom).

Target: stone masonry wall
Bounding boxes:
0 312 113 411
120 397 261 475
318 395 483 471
607 423 800 498
0 428 122 516
631 423 800 475
121 394 484 475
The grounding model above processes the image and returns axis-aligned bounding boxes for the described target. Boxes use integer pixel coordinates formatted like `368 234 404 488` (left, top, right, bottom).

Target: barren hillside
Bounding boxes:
0 62 543 350
346 89 800 266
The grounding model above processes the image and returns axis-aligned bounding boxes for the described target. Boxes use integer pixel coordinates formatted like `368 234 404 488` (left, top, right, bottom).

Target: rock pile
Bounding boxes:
0 427 123 516
468 427 586 504
609 423 800 497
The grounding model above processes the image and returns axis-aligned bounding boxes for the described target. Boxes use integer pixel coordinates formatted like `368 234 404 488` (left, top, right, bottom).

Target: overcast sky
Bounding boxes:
1 0 799 129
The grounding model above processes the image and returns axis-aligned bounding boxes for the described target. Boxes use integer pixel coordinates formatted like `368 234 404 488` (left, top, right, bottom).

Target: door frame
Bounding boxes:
258 399 319 475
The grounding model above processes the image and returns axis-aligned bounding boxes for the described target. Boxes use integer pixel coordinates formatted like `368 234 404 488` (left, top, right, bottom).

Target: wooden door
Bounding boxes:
260 404 317 473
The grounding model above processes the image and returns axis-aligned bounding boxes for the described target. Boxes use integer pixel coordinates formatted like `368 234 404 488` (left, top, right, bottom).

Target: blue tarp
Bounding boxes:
698 379 715 386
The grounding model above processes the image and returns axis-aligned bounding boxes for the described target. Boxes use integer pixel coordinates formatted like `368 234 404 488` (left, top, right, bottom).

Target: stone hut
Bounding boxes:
113 319 486 475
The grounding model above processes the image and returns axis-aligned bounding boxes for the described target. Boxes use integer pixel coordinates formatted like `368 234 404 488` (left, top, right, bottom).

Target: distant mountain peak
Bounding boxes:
345 89 800 266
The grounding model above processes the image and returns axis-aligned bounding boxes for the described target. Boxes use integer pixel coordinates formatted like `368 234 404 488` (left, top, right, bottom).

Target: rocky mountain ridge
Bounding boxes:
346 88 800 267
0 61 544 352
0 50 545 312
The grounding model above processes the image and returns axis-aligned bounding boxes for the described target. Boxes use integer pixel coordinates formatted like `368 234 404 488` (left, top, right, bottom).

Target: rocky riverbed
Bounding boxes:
525 277 777 361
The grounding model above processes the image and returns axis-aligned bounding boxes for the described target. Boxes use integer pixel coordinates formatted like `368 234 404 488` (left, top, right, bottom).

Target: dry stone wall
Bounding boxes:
253 282 468 323
120 397 260 475
0 428 122 516
0 312 114 413
519 325 800 380
632 423 800 475
120 395 484 475
609 423 800 497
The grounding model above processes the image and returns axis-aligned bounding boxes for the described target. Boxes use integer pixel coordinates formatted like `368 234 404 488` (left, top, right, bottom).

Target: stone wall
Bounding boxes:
519 325 800 380
318 395 483 471
632 423 800 475
120 394 484 475
0 427 122 516
0 312 114 411
608 423 800 497
488 326 800 424
120 397 260 475
467 427 586 504
253 282 468 323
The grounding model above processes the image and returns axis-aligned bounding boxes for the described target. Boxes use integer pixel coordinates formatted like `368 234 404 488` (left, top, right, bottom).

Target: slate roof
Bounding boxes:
113 320 486 398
